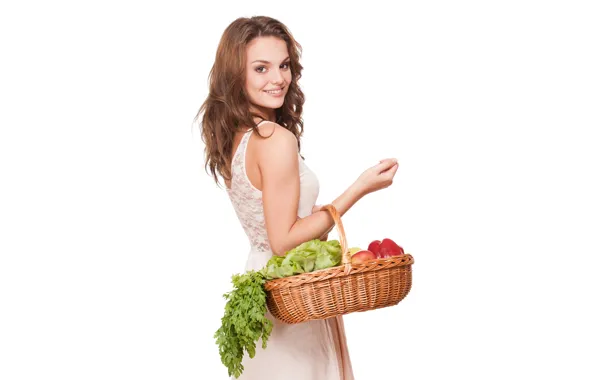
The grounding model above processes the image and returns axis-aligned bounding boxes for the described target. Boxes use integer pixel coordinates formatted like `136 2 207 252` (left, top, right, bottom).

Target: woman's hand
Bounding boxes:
353 158 399 197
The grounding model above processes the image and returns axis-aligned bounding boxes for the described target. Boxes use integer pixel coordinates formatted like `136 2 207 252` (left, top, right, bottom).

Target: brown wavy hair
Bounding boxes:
194 16 306 188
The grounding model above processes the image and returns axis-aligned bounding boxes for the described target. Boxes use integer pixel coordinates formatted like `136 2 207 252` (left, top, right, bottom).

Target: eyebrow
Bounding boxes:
251 56 290 64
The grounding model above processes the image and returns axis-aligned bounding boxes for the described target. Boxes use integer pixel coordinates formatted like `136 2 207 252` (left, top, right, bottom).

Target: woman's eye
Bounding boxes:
256 63 290 73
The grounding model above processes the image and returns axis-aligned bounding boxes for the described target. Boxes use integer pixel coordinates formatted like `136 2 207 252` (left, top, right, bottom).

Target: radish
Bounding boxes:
378 238 405 257
367 240 382 258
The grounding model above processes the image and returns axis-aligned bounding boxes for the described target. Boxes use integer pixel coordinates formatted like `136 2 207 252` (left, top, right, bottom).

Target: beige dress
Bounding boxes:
226 121 355 380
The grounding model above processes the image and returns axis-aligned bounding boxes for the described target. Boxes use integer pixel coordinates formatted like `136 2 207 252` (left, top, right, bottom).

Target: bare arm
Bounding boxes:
258 123 397 255
290 185 364 248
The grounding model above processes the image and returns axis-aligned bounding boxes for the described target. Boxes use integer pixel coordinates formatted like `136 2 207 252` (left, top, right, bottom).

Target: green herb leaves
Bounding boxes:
214 270 273 378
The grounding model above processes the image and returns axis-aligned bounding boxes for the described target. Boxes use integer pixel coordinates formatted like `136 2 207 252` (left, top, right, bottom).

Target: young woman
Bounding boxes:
196 15 399 380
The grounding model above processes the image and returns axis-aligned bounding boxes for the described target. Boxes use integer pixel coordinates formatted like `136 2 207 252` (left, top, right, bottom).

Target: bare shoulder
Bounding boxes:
253 122 296 141
252 122 298 155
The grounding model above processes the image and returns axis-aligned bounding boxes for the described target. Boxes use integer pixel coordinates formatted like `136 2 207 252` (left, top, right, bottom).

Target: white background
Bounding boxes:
1 1 595 379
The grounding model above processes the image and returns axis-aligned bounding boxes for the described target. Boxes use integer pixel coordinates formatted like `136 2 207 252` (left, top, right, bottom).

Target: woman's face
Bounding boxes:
244 36 292 120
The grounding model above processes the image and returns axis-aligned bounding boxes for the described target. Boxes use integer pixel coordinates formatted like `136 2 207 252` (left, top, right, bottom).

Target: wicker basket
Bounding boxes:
263 204 414 324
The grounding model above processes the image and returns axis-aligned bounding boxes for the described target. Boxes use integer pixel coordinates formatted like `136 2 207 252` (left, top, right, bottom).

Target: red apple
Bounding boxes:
367 240 381 258
378 238 405 257
351 250 377 264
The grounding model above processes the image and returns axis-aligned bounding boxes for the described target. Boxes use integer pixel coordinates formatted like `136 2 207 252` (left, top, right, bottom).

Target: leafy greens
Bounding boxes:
263 239 343 279
214 270 272 378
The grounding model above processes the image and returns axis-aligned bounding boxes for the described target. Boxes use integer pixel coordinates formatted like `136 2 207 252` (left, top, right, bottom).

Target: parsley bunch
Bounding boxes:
214 269 273 378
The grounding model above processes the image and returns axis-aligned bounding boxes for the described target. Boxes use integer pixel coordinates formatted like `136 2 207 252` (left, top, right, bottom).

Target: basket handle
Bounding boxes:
320 204 352 275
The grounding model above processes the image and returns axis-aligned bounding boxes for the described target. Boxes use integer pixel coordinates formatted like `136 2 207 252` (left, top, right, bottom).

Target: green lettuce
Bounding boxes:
262 239 343 279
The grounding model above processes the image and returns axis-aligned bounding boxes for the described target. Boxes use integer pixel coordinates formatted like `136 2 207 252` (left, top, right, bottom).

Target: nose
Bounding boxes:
270 68 284 85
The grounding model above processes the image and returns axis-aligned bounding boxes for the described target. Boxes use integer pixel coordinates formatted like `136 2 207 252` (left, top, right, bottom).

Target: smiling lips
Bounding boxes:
264 87 284 96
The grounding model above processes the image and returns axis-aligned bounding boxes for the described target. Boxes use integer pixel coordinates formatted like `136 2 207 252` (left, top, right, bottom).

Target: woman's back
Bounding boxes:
223 120 353 380
226 120 320 270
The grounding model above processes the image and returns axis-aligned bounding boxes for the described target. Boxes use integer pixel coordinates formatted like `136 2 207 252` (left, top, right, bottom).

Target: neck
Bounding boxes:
249 105 276 122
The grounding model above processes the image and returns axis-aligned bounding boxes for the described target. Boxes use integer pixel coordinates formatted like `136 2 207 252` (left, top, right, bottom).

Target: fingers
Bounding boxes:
380 160 399 180
387 162 399 176
374 158 398 173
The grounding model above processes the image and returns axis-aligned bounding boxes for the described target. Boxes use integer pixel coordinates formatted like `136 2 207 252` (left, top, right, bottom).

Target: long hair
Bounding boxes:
194 16 305 188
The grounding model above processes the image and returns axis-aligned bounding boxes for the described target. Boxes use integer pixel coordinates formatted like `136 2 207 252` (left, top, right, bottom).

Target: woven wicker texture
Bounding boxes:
264 204 414 324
